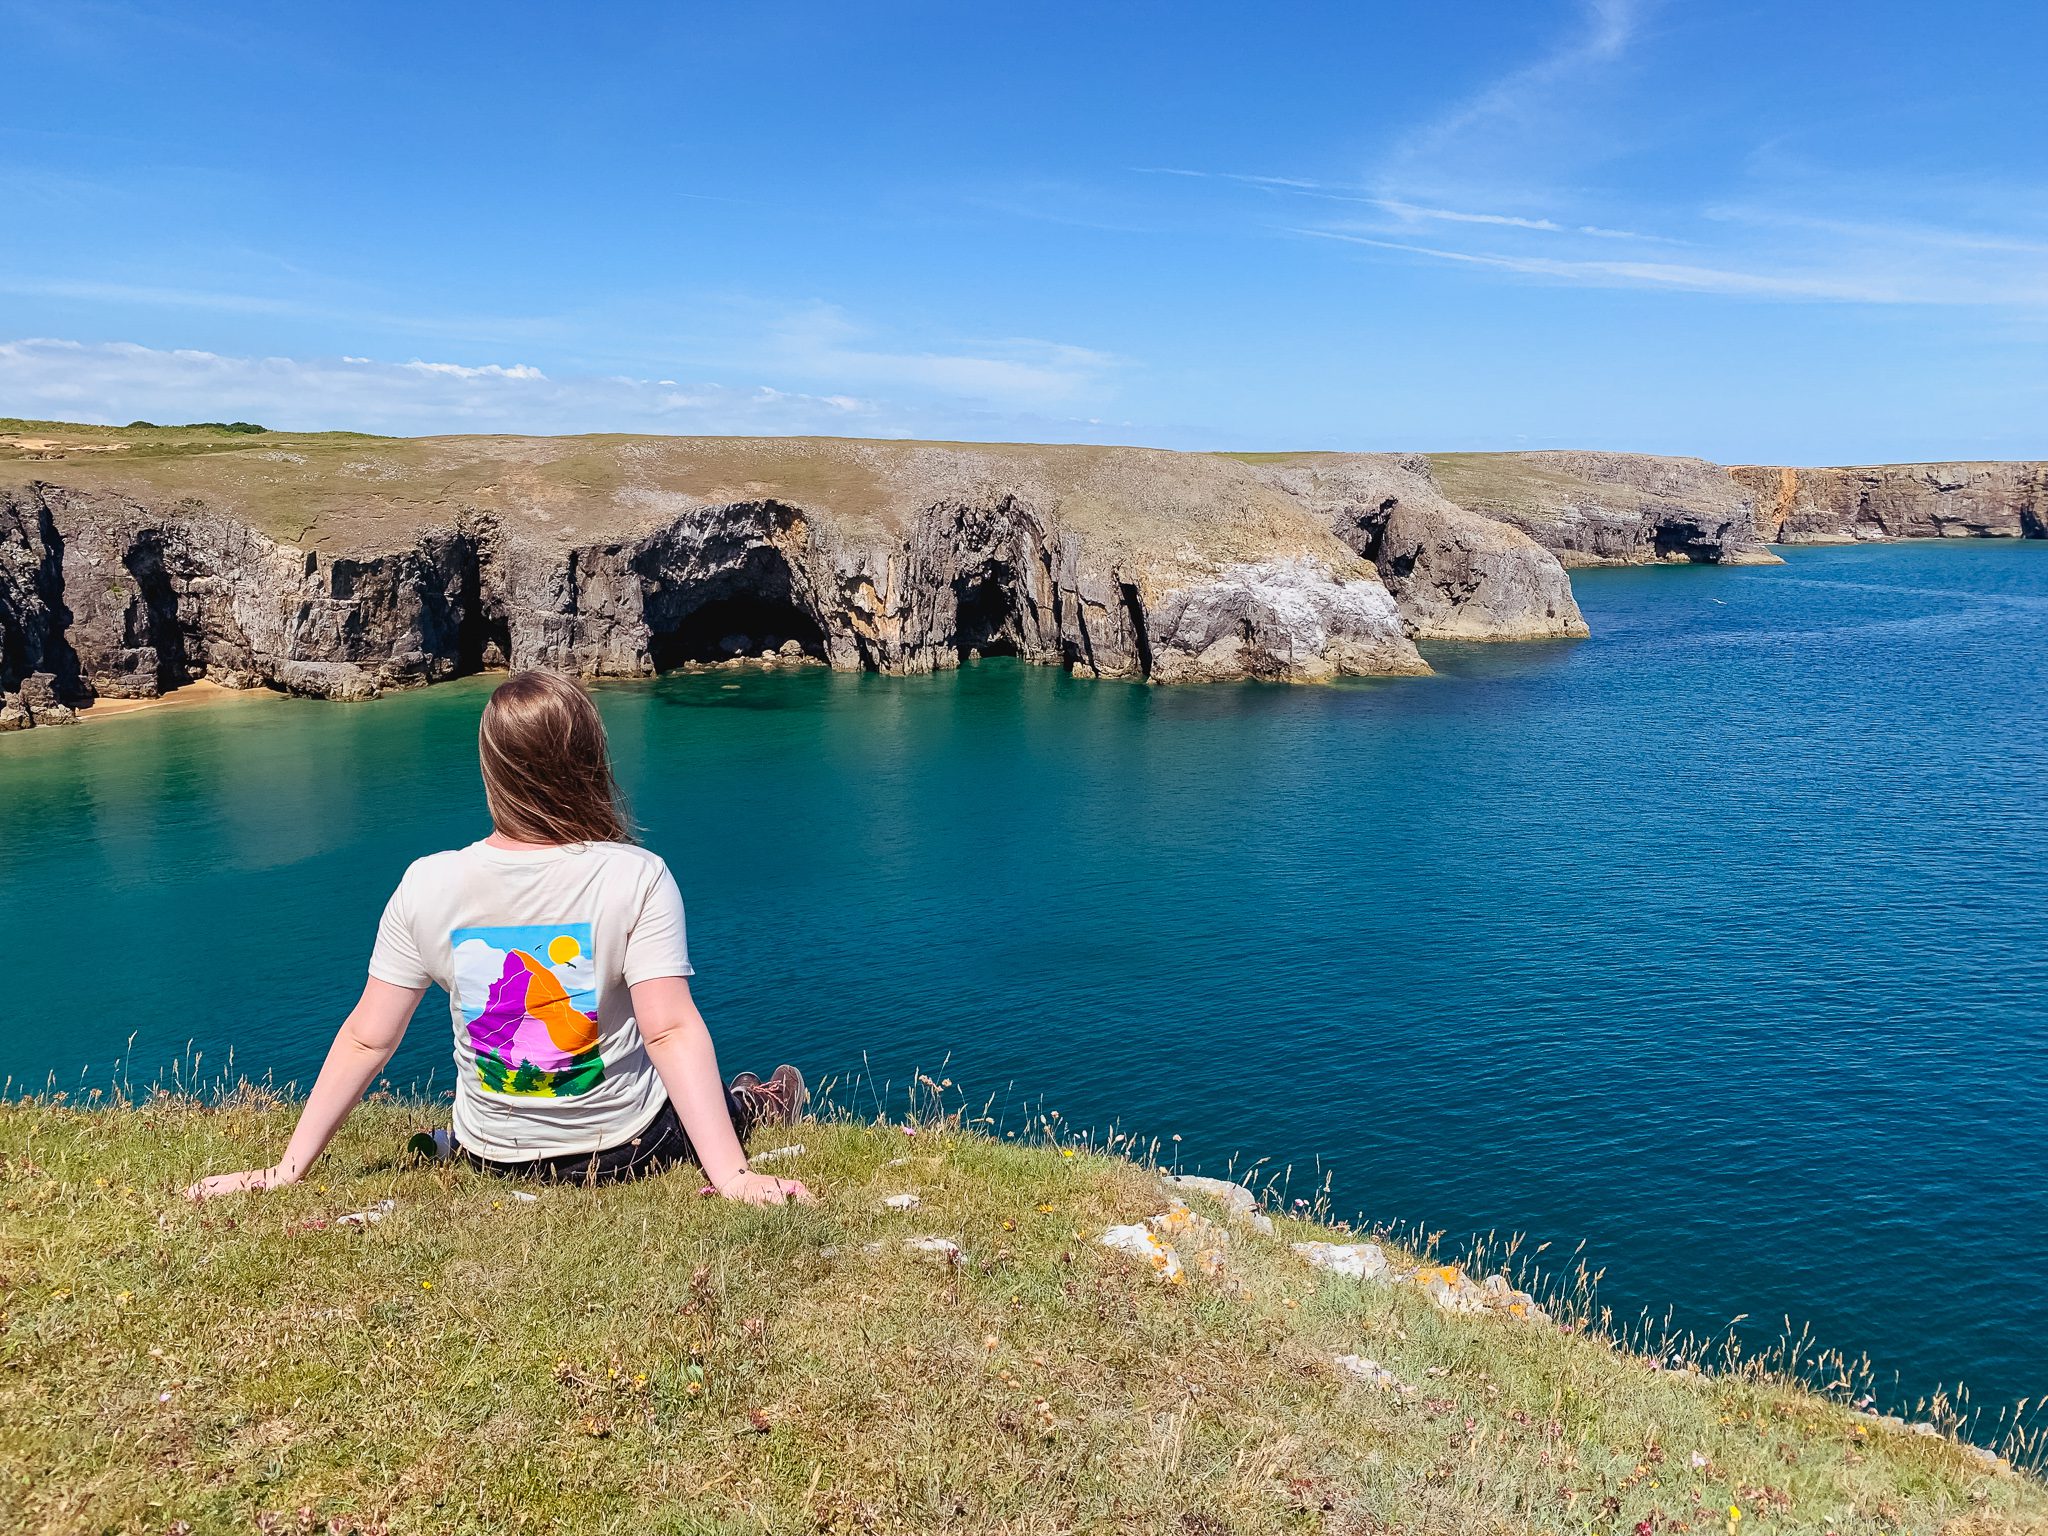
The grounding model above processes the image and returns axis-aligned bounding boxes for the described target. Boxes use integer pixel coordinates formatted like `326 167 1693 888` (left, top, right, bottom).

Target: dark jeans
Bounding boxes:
466 1088 755 1187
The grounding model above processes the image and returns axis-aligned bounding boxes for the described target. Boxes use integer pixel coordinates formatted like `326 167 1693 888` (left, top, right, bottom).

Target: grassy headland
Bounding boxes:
1 1093 2039 1534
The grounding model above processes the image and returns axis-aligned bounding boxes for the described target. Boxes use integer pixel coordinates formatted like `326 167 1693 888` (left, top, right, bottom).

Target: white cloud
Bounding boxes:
548 953 596 1004
1374 200 1564 234
0 337 897 436
1176 0 2048 314
766 305 1117 403
0 334 1144 441
451 937 508 1019
1299 216 2048 308
402 360 547 381
1298 230 1910 303
1391 0 1641 174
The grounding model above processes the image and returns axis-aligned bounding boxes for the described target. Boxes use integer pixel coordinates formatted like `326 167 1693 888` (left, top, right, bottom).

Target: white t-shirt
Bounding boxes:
367 839 693 1162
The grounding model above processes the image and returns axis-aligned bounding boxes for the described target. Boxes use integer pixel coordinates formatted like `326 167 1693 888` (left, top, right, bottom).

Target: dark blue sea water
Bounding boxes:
5 542 2044 1432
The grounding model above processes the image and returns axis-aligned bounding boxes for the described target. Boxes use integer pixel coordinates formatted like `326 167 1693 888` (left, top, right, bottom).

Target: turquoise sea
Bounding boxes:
4 542 2044 1432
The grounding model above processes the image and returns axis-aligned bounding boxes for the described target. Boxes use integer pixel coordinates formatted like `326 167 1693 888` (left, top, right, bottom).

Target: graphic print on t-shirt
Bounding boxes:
449 922 603 1096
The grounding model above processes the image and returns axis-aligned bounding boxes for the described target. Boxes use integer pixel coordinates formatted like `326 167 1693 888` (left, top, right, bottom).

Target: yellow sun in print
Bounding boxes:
548 934 582 965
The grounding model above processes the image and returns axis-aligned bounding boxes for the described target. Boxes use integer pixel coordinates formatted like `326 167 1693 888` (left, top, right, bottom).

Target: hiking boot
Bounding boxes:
729 1063 809 1131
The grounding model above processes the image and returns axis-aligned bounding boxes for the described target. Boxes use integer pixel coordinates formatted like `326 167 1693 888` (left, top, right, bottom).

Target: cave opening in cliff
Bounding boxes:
458 607 512 674
1651 522 1714 562
645 552 828 670
651 596 828 667
123 533 192 690
952 568 1021 660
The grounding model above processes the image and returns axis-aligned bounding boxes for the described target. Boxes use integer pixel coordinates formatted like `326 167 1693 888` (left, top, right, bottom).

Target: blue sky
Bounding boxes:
3 0 2044 461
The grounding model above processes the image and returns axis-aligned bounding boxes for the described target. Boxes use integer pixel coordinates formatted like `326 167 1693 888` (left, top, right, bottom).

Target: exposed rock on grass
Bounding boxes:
1 1097 2039 1533
1163 1172 1277 1235
1294 1239 1391 1281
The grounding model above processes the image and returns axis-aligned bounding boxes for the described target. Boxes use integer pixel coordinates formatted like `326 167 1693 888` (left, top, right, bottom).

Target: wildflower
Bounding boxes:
420 1280 433 1291
1691 1451 1711 1468
1036 1204 1055 1214
1060 1148 1076 1159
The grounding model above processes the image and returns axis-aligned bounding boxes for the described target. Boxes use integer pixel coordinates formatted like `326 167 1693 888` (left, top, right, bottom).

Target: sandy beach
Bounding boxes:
74 678 240 723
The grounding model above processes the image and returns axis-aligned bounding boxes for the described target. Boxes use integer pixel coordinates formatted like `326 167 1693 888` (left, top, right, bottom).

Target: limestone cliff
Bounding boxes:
1241 453 1588 641
1733 461 2048 543
1429 451 1783 567
1 430 1449 726
5 423 2043 731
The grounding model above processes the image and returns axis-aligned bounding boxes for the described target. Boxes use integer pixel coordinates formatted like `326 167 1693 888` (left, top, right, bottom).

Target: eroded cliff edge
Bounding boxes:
1 431 1586 726
2 424 2041 728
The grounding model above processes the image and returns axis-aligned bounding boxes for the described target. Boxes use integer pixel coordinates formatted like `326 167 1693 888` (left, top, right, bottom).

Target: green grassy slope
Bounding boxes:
0 419 1351 577
1 1096 2038 1535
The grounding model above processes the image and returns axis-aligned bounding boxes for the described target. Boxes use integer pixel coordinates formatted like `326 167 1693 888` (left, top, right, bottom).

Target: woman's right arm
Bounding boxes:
184 977 426 1200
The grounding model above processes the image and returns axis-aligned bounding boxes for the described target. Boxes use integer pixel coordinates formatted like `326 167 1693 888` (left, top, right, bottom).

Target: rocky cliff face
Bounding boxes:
0 434 1460 726
4 425 2041 730
1244 454 1588 641
1428 451 1783 567
1733 462 2048 543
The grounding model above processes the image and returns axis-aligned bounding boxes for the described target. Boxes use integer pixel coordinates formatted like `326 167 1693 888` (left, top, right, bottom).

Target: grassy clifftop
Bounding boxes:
0 418 1355 583
2 1096 2039 1535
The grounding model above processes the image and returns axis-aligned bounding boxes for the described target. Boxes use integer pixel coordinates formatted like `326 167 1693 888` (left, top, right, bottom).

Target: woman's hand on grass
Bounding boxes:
181 981 423 1206
718 1171 815 1206
184 1166 292 1201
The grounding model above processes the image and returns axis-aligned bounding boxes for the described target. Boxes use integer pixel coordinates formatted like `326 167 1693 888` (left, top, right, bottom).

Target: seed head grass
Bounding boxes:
2 1089 2041 1534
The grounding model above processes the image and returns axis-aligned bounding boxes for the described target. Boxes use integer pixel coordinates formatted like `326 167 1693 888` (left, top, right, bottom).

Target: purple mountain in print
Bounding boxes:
469 952 534 1059
467 950 595 1075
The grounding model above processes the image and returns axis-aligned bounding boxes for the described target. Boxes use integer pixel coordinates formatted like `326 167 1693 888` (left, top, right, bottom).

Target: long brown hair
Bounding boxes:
478 671 632 846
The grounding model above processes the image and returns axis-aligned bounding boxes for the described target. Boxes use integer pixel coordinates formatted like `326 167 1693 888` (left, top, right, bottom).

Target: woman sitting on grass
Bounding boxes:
187 671 814 1206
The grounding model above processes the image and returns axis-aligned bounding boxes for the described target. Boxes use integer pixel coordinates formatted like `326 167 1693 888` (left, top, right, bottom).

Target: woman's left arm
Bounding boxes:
185 977 427 1200
632 975 813 1206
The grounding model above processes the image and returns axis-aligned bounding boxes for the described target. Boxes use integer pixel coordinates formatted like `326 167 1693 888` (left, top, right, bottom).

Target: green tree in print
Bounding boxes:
551 1050 604 1096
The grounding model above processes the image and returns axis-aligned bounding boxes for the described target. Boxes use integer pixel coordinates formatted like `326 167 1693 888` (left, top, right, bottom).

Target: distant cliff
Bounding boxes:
1431 450 2048 564
1732 461 2048 543
1 422 2040 729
